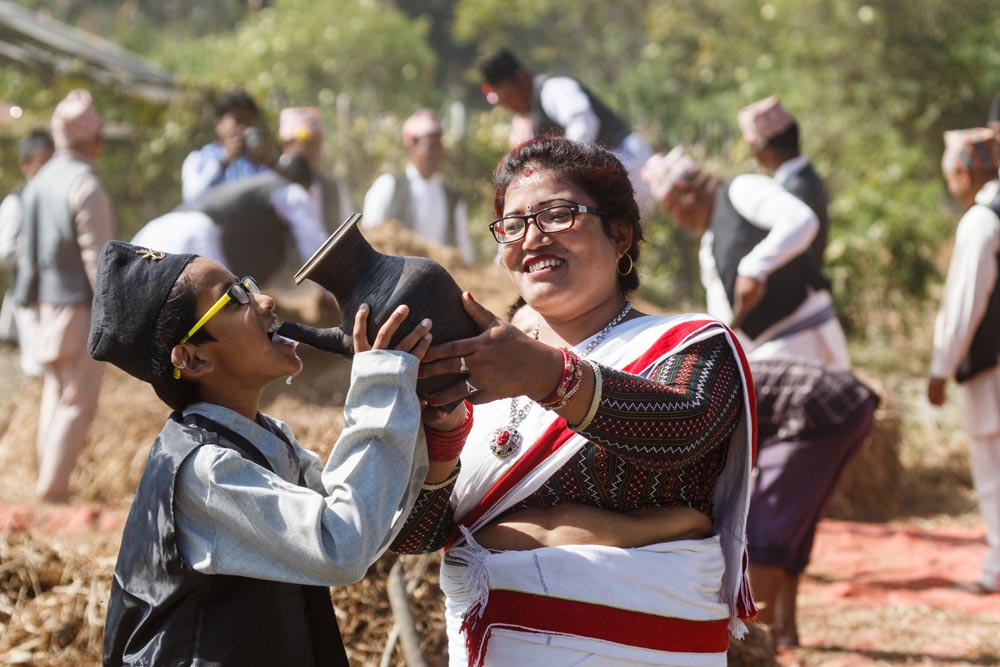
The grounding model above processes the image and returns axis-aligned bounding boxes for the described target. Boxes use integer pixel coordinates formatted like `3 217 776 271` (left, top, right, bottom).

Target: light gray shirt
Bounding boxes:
175 349 429 586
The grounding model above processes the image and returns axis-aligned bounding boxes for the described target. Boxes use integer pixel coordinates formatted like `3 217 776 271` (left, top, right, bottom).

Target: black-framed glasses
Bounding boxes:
489 203 605 244
177 277 261 346
173 277 261 379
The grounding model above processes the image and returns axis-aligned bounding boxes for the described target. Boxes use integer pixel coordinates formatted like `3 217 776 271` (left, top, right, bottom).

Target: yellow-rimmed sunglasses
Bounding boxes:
173 276 261 379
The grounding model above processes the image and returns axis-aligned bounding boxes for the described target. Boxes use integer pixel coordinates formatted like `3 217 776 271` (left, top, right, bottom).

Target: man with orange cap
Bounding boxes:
278 106 353 234
14 89 118 502
928 127 1000 595
738 96 831 262
362 109 474 263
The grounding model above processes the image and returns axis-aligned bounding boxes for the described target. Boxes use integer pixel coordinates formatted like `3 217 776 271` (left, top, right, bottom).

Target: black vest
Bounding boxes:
386 172 461 248
956 185 1000 383
181 171 291 284
530 74 630 149
316 171 344 235
103 413 349 667
710 180 830 340
781 161 830 262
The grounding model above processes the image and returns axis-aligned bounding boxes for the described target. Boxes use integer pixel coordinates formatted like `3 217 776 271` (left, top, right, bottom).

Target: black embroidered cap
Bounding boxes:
88 241 197 383
480 48 523 86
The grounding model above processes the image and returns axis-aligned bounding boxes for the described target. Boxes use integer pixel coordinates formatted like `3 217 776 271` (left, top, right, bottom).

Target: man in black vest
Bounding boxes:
133 153 327 286
738 96 831 263
479 47 654 216
361 109 475 263
928 127 1000 595
278 106 353 235
642 146 849 368
0 128 53 376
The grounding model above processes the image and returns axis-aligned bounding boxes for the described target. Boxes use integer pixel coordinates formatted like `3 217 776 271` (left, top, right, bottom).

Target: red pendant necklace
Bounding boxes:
489 301 632 460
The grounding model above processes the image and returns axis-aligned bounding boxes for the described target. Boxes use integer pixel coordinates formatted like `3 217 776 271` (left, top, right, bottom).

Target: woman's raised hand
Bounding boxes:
353 303 433 358
419 293 559 407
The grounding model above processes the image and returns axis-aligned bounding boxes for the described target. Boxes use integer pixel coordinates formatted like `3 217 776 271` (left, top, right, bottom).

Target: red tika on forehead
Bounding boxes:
524 167 534 176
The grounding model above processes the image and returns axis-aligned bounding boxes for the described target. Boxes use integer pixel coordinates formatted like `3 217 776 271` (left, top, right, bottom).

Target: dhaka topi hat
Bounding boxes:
88 241 197 383
738 96 795 149
641 146 704 202
402 109 442 145
943 128 1000 172
279 107 323 142
52 89 103 151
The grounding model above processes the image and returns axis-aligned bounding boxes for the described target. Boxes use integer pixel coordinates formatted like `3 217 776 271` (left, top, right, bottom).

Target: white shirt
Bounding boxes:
538 76 602 143
131 210 226 262
773 155 811 186
132 180 327 267
174 350 429 585
271 181 328 261
699 173 819 313
699 174 847 363
930 181 1000 381
362 163 475 263
0 192 21 267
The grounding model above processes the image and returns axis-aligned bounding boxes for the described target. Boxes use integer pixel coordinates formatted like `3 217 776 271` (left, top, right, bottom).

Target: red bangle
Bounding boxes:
425 401 474 462
538 348 584 410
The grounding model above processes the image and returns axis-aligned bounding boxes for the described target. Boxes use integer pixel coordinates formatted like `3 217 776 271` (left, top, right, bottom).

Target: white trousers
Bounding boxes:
970 432 1000 590
480 629 707 666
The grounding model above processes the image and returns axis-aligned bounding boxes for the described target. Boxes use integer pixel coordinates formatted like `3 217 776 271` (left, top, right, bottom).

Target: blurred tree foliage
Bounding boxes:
2 0 999 346
453 0 1000 332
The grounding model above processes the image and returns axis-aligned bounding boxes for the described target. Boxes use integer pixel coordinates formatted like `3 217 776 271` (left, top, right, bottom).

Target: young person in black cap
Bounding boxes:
90 241 471 666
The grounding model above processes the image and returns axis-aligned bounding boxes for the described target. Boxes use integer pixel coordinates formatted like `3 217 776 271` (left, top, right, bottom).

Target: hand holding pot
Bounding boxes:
353 303 433 358
419 293 563 407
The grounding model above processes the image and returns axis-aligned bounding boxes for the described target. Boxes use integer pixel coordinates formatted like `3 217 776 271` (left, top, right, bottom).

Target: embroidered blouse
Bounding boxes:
391 333 742 554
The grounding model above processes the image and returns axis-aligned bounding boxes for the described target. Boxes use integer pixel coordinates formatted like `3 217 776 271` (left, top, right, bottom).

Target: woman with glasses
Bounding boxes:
393 136 758 666
89 241 470 666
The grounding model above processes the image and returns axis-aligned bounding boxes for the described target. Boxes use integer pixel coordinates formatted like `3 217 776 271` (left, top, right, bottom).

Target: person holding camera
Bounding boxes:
181 90 270 203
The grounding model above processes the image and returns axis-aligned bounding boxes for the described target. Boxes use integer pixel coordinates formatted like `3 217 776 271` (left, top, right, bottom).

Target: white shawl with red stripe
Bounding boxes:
441 314 758 665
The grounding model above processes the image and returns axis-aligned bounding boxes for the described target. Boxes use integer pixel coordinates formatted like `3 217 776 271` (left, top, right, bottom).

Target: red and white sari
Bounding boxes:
440 314 758 666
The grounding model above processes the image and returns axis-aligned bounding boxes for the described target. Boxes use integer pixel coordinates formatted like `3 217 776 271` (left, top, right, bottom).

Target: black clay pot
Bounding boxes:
280 212 480 406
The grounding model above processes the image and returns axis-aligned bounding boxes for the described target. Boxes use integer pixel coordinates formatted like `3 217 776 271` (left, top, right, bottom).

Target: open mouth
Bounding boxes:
268 320 297 348
526 257 565 273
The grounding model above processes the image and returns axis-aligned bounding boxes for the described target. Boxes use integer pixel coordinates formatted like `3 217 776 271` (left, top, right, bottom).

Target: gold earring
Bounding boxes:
616 253 634 277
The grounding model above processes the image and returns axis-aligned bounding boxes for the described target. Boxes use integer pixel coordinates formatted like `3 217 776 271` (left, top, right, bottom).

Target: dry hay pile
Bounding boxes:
0 371 169 505
0 533 114 666
728 623 779 666
824 372 903 522
335 553 446 666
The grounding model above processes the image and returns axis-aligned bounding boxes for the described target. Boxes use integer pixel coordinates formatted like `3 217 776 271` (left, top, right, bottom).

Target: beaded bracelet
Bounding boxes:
424 400 474 462
538 348 585 411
